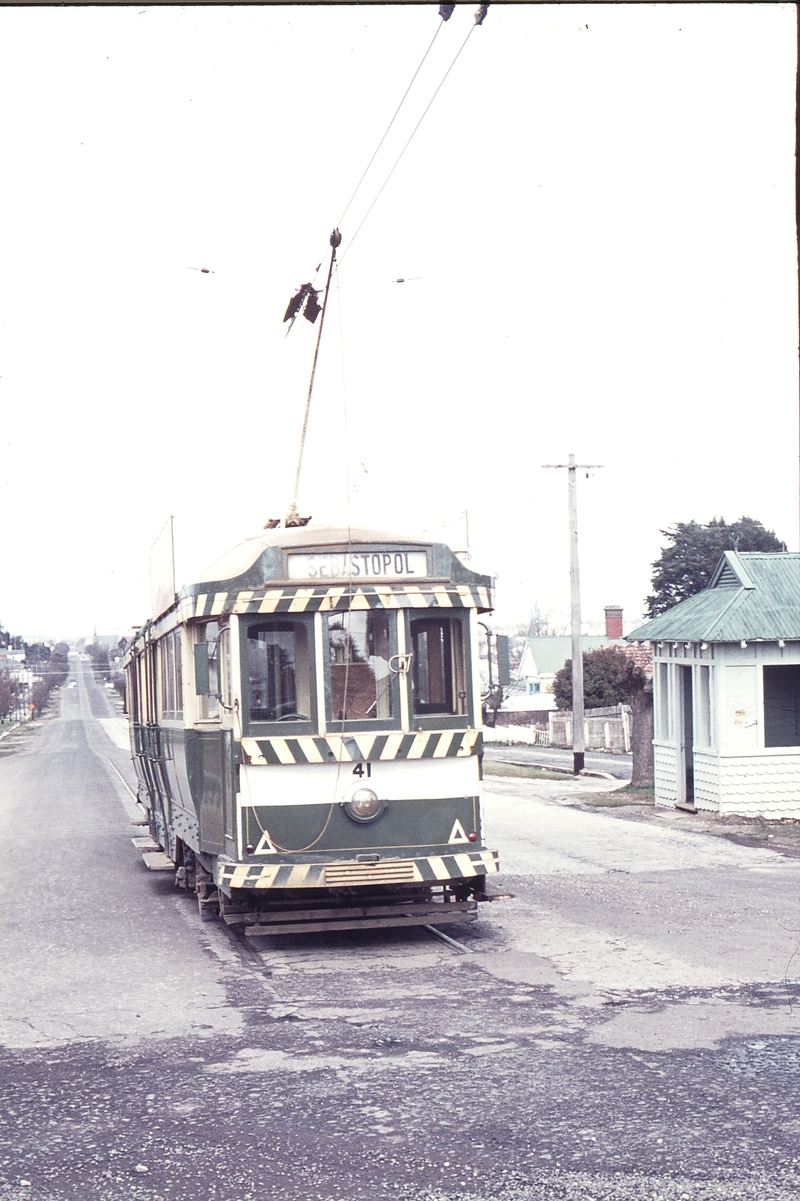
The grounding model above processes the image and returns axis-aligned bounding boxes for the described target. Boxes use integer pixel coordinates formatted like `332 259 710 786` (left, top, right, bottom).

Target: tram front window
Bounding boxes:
248 622 310 722
410 616 466 715
327 611 393 722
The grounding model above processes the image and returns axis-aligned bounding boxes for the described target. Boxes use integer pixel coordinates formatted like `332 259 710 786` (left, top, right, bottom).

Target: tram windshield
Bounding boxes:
410 616 466 715
327 611 393 722
247 622 311 722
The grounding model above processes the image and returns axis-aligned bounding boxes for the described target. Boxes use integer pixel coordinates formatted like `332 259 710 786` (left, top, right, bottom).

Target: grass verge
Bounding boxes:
483 762 573 782
572 783 655 807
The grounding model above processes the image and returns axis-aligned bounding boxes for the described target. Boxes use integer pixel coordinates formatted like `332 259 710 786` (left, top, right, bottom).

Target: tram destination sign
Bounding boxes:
288 549 428 581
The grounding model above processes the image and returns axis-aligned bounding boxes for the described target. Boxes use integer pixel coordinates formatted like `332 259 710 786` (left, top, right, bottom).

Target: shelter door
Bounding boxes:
678 665 694 805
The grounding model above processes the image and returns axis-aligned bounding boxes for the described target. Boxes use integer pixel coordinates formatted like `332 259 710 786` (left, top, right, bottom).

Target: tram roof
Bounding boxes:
193 525 431 585
186 524 493 597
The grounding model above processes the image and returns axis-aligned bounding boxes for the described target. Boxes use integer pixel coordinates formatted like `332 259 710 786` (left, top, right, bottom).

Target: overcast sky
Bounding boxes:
0 3 796 643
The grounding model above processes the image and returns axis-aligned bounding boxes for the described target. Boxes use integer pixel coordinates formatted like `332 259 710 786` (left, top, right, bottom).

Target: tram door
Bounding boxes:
218 626 236 859
678 665 694 805
192 622 235 856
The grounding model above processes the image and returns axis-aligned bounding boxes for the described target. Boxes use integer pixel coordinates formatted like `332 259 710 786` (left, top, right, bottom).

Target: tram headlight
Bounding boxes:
343 788 385 824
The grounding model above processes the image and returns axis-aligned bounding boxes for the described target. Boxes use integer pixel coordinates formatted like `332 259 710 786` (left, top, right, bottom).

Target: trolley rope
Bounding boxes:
251 803 337 856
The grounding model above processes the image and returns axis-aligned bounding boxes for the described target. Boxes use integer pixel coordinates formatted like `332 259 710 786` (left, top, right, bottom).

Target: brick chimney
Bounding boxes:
604 605 623 640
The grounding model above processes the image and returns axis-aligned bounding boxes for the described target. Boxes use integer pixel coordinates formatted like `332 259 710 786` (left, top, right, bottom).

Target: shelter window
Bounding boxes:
696 664 712 748
326 611 394 722
763 665 800 747
656 662 669 740
410 617 466 716
247 622 311 723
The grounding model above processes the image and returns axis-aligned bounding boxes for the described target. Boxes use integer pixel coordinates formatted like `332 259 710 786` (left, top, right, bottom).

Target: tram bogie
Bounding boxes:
124 525 503 937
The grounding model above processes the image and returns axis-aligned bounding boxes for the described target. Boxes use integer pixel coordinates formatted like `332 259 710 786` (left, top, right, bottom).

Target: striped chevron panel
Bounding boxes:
216 849 499 891
182 581 493 621
241 728 483 766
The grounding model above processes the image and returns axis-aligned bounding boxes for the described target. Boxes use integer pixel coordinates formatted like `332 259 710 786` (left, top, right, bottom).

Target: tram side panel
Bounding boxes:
183 728 238 857
127 637 201 860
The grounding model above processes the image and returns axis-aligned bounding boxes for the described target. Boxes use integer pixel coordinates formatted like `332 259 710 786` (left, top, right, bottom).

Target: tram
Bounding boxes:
123 523 503 936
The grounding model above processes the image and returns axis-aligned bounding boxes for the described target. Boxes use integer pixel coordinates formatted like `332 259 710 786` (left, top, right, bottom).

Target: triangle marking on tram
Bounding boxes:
448 819 470 844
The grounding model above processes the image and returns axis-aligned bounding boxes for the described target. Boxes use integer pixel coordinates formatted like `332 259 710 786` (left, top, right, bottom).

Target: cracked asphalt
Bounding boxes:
0 661 798 1201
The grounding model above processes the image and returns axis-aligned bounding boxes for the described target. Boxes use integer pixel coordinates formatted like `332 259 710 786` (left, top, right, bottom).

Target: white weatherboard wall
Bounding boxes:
652 640 800 817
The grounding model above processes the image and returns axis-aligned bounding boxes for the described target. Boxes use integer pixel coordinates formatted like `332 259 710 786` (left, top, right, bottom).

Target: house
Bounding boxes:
626 551 800 817
503 605 626 715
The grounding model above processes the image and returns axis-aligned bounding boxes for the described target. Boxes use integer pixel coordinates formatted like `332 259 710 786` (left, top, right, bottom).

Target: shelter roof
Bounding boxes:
626 552 800 644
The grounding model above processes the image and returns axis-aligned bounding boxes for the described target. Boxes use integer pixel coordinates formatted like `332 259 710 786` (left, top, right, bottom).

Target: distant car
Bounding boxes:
68 682 77 689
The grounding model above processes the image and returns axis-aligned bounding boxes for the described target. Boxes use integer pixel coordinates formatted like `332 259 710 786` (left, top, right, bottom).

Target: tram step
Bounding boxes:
132 836 162 852
244 908 478 938
225 899 476 927
480 886 514 901
141 852 176 872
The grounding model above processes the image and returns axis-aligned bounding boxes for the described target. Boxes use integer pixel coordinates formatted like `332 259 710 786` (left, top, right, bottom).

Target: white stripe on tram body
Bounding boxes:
238 755 481 808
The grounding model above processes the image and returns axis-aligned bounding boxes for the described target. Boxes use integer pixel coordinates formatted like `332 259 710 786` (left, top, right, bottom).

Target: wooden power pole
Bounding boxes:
542 454 603 774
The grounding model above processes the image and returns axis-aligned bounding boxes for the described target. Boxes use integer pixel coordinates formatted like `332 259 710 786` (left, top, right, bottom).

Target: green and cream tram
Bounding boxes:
124 525 501 936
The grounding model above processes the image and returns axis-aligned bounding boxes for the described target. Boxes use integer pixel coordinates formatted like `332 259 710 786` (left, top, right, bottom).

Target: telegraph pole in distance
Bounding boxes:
542 454 603 775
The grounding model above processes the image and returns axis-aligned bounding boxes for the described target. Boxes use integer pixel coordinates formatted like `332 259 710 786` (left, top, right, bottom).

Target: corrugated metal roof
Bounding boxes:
526 635 621 676
626 552 800 643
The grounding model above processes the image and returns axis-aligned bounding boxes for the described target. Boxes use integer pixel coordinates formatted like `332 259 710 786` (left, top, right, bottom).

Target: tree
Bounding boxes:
619 656 654 787
646 516 784 618
554 647 654 786
24 642 51 667
522 603 569 639
502 604 569 678
0 667 19 721
554 647 632 712
85 642 110 678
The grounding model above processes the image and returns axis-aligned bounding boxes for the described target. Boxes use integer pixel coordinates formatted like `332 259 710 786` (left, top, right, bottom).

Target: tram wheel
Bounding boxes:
196 880 220 921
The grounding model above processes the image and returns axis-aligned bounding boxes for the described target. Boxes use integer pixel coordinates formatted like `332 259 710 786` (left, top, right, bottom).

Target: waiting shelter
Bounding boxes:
626 552 800 817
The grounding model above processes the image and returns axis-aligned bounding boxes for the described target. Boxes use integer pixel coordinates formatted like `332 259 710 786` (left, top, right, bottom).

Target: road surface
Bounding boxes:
484 742 632 780
0 658 797 1200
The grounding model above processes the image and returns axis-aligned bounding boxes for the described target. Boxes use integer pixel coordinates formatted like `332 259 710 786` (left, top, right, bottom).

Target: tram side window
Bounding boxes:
327 611 393 722
195 622 221 721
159 630 183 720
410 617 466 716
128 656 143 724
247 622 311 723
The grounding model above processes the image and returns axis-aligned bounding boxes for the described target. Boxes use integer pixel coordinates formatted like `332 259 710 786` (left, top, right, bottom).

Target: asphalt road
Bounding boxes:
0 659 798 1201
484 744 632 780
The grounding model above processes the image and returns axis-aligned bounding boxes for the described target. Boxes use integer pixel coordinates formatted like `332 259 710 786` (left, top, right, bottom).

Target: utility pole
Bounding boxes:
542 454 603 774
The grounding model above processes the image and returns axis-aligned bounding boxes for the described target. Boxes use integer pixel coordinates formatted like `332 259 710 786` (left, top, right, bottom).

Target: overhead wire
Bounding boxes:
284 5 488 516
295 7 483 286
339 16 481 265
291 12 450 301
336 18 446 230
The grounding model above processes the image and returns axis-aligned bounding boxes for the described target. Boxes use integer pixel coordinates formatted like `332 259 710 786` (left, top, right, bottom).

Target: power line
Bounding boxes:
336 18 446 230
340 17 481 264
295 12 451 299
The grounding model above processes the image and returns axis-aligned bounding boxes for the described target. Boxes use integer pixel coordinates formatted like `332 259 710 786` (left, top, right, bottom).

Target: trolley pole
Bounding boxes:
542 454 603 774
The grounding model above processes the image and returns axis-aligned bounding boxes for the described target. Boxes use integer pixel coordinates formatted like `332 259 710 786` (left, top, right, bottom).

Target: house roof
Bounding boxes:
524 635 621 677
626 552 800 644
617 642 654 678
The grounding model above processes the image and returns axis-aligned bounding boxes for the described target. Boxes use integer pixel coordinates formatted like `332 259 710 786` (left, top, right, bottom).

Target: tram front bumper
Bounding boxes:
215 848 499 891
